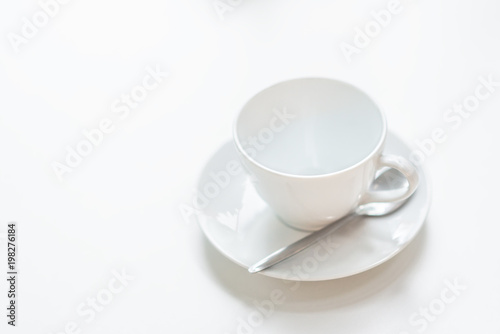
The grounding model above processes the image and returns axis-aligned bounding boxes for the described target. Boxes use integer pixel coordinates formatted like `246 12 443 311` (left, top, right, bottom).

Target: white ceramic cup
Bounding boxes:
233 78 418 231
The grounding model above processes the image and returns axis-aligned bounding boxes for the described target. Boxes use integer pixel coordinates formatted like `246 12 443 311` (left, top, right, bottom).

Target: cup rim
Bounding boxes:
233 77 388 179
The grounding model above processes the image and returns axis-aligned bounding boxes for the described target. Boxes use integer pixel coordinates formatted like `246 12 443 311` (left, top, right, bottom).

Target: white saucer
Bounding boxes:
196 132 431 281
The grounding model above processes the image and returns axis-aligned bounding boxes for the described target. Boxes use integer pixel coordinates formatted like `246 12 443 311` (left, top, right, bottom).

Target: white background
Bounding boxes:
1 0 499 333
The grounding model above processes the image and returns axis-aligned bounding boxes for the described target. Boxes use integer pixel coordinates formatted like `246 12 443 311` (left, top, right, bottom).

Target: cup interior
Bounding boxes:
234 78 385 176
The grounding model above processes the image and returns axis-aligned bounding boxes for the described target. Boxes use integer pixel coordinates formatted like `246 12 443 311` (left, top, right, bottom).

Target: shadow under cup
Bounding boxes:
234 78 387 230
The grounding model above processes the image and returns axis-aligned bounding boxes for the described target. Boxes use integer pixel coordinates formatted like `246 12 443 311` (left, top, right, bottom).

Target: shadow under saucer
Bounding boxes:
201 222 428 312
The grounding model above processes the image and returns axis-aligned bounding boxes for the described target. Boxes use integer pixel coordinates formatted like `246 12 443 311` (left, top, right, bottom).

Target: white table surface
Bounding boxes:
1 0 499 333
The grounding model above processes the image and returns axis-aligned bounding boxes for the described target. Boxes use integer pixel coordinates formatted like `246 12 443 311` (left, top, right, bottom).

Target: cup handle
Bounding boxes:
360 154 419 205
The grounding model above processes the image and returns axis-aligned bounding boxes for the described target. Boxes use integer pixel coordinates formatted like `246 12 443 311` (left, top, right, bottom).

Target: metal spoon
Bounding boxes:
248 168 418 274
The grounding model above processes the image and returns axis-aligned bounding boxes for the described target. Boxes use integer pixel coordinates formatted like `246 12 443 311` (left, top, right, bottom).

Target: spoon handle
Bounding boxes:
248 213 359 274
